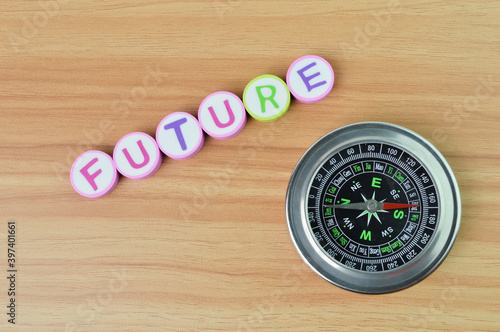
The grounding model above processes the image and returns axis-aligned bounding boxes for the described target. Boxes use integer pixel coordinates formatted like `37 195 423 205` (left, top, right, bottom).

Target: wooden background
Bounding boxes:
1 0 499 331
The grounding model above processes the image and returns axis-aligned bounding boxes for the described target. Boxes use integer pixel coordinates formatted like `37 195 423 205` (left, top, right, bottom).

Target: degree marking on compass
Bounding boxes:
423 184 436 190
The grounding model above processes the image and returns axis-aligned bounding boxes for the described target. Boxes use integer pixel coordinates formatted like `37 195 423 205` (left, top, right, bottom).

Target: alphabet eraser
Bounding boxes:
243 75 290 122
113 132 162 179
198 91 247 139
156 112 204 160
70 150 118 198
286 55 334 103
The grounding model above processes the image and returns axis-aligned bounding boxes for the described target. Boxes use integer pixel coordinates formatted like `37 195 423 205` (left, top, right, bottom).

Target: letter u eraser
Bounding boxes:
198 91 247 139
286 55 334 103
113 132 162 179
243 75 291 122
70 150 118 198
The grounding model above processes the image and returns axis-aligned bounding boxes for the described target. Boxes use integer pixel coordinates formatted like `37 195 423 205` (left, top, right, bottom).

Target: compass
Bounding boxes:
286 122 461 293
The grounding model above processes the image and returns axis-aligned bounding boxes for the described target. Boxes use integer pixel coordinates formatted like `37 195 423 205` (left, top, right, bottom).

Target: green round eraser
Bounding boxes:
243 74 291 122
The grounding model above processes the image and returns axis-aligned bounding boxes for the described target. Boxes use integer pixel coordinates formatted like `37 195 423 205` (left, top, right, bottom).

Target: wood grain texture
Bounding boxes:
1 0 499 330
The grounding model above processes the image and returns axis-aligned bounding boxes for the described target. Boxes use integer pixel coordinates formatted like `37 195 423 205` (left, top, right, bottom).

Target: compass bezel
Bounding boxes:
286 122 461 293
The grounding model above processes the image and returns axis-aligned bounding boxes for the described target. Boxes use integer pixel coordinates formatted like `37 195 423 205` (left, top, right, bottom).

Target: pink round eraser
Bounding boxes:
198 91 247 140
156 112 204 160
113 132 162 180
70 150 118 198
286 55 334 103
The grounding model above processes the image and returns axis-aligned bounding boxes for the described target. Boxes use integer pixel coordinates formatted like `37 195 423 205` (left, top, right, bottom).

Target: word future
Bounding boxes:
70 55 335 198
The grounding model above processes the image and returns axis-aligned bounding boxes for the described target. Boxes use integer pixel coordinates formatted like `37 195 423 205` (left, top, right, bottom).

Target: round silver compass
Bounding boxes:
286 122 461 293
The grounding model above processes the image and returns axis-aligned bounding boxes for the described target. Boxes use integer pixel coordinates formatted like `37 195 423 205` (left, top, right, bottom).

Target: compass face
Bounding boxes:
308 143 438 272
286 122 460 293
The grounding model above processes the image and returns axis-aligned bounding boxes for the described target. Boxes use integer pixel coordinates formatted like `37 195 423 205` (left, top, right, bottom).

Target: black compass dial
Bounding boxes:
307 143 439 272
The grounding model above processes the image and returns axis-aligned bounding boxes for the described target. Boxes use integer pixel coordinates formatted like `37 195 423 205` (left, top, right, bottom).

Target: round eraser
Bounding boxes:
198 91 247 140
113 132 162 180
286 55 334 103
156 112 204 160
70 150 118 198
243 74 291 122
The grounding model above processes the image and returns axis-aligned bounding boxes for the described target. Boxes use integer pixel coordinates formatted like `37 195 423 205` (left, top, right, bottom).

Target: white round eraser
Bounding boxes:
243 75 291 122
286 55 334 103
113 132 162 180
156 112 204 160
198 91 247 139
70 150 118 198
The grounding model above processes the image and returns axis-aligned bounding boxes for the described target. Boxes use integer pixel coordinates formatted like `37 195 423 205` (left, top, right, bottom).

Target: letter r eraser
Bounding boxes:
243 75 291 122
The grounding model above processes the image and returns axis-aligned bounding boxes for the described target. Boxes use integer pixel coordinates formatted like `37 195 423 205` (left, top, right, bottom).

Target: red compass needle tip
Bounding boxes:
381 203 419 210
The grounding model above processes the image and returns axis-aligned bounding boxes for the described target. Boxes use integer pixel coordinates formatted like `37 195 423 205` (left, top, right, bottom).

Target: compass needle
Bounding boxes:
381 203 419 210
287 122 461 293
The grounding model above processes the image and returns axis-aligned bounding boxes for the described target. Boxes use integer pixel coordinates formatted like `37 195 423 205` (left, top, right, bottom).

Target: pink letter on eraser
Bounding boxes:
198 91 246 139
70 150 118 198
156 112 204 160
286 55 334 103
113 132 162 179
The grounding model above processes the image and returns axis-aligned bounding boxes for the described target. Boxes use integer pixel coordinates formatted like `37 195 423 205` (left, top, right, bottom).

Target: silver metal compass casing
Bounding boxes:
286 122 461 294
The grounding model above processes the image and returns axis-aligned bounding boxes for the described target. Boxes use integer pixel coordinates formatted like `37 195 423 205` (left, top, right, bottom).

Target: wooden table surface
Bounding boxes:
2 1 499 331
